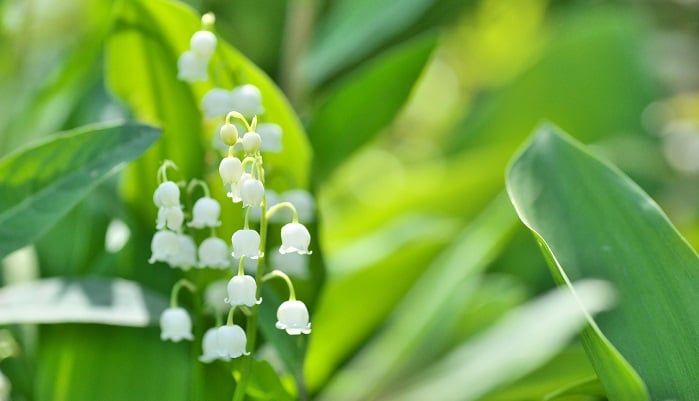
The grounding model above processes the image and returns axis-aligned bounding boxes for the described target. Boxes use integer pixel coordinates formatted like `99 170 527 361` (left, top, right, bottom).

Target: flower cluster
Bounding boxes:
155 14 314 367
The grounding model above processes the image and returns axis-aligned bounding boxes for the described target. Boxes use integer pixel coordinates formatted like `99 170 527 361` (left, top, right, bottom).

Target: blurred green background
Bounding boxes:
0 0 698 400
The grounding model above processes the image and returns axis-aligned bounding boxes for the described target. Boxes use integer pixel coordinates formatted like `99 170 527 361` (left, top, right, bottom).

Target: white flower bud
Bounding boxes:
241 178 264 208
279 223 311 255
198 237 229 269
227 173 250 203
199 327 223 363
168 234 197 270
190 30 217 59
271 251 309 279
275 300 311 335
220 123 239 146
160 307 194 342
188 197 221 228
257 123 282 153
202 88 236 119
154 181 180 207
225 275 261 307
156 206 184 231
219 157 243 184
177 50 208 82
149 230 180 264
282 190 315 223
216 325 249 359
242 131 262 154
231 84 264 117
231 229 261 259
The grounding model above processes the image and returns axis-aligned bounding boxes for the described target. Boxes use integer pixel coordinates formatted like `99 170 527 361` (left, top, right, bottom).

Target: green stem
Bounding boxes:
262 270 296 300
170 279 196 308
187 179 211 198
232 186 268 401
266 201 299 223
227 306 237 326
237 256 246 276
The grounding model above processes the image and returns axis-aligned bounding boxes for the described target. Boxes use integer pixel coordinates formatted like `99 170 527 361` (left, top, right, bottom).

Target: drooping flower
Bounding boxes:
227 173 251 203
149 230 180 264
242 131 262 154
219 123 239 146
257 123 282 153
168 234 198 270
190 30 217 59
231 229 261 259
203 280 228 312
216 325 250 359
156 206 184 231
177 50 208 82
199 327 224 363
160 307 194 342
279 223 311 255
198 237 229 269
240 178 264 208
275 300 311 335
202 88 236 119
219 157 243 185
154 181 180 207
230 84 264 117
188 197 221 228
225 275 261 307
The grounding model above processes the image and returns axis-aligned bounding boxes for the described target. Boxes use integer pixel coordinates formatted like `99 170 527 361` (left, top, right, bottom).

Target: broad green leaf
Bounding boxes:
506 124 699 400
303 0 466 87
35 325 190 401
0 277 168 326
310 194 517 396
242 358 294 401
0 122 160 258
375 280 614 401
544 377 605 401
308 34 437 179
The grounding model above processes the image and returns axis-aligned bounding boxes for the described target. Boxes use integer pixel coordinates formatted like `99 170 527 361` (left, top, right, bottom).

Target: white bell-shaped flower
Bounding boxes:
219 123 239 146
160 307 194 341
156 206 184 231
168 234 197 270
190 30 217 59
219 157 243 185
231 229 261 259
257 123 282 153
279 223 311 255
198 237 229 269
275 300 311 335
188 197 221 228
242 131 262 154
241 178 264 208
199 327 223 363
250 189 279 222
225 275 261 307
177 50 208 82
227 173 251 203
204 280 229 313
202 88 236 119
271 251 309 279
282 190 315 223
216 325 249 359
154 181 180 207
149 230 180 264
231 84 264 117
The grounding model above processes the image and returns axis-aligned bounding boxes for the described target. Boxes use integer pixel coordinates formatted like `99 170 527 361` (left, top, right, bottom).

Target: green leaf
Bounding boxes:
0 277 168 326
244 358 294 401
308 34 437 179
303 0 462 87
506 124 699 400
375 280 615 401
35 325 190 401
0 122 160 258
544 377 605 401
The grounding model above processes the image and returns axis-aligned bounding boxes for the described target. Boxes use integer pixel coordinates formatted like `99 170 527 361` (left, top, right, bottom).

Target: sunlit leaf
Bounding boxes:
0 277 168 326
0 122 160 258
507 124 699 400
